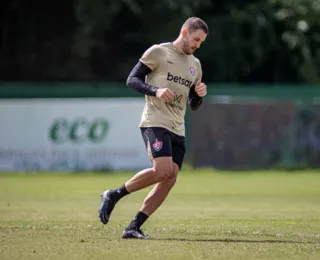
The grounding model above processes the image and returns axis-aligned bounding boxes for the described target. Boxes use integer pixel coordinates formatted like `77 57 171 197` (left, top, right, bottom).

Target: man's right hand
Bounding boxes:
156 88 176 102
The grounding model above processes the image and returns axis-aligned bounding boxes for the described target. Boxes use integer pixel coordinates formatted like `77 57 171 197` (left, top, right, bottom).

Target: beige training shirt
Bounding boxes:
139 42 202 136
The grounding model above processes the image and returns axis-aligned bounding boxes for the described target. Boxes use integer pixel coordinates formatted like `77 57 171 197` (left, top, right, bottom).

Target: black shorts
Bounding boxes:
140 127 186 170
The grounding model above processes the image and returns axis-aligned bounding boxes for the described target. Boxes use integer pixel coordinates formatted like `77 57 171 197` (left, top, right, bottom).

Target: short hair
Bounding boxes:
182 17 209 34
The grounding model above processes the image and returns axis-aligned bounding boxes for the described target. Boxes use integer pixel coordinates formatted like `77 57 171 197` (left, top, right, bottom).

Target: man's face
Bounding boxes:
182 29 207 55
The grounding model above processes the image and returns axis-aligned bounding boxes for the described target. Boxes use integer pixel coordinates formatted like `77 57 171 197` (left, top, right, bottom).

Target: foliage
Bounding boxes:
269 0 320 83
0 0 319 84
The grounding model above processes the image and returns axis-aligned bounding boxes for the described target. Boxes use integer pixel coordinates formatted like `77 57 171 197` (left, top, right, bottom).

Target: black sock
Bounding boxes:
108 184 129 202
127 211 149 230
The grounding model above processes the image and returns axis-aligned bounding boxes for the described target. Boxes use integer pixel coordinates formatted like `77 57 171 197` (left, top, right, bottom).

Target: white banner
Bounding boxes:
0 98 151 171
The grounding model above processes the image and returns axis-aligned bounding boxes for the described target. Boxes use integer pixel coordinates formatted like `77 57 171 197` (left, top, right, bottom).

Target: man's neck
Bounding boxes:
172 38 185 55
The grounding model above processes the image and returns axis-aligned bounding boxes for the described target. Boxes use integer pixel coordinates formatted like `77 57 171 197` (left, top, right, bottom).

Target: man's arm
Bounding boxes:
126 61 159 96
188 85 203 110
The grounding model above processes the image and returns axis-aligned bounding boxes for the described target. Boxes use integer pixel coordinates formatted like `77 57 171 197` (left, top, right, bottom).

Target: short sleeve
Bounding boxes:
139 45 162 71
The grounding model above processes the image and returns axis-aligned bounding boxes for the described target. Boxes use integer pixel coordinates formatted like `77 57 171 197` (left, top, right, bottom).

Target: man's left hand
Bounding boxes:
195 81 207 97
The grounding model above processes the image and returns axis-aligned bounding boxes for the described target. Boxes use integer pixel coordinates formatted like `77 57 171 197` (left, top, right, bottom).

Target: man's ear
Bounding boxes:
182 28 189 38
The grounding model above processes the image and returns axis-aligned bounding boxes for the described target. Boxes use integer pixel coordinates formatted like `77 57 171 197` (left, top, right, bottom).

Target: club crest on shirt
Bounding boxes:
190 66 196 76
152 139 163 151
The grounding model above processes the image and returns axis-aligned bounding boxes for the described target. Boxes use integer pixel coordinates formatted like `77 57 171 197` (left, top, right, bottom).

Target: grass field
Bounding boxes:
0 169 319 260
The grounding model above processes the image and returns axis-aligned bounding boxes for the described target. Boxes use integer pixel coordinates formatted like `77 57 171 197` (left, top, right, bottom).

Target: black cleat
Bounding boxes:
98 190 117 224
122 227 152 240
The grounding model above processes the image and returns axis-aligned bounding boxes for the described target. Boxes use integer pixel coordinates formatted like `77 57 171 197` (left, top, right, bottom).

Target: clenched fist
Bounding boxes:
195 81 207 97
156 88 176 102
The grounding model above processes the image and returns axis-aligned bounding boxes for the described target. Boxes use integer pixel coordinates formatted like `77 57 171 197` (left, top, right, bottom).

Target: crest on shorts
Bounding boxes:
152 139 163 151
190 66 196 76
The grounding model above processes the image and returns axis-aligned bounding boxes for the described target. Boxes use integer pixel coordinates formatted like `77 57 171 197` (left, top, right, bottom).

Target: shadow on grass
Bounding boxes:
156 238 318 244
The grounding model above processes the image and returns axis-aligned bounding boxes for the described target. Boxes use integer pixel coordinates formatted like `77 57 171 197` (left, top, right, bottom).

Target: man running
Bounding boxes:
98 17 208 240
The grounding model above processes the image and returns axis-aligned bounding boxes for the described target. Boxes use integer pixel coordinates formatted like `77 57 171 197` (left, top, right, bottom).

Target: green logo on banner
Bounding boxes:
49 117 109 144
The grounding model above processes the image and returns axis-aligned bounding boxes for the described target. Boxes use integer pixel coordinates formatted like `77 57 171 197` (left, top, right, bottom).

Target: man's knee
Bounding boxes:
153 157 173 181
165 173 177 188
154 164 173 180
166 162 179 187
158 164 178 190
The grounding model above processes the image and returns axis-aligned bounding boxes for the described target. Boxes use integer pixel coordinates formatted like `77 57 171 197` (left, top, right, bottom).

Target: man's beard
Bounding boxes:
182 38 194 55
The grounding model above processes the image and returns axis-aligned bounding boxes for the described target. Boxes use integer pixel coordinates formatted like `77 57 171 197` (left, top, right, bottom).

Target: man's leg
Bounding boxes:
98 127 172 225
138 162 179 216
122 131 186 239
121 161 179 240
98 158 173 225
